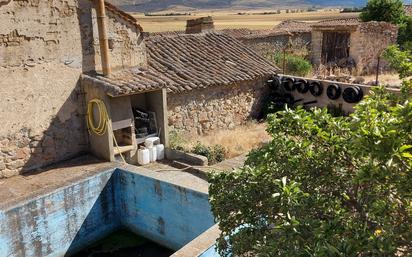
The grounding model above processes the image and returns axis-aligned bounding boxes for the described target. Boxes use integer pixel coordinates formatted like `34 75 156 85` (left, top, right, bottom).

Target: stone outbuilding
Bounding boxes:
310 18 398 74
145 31 279 135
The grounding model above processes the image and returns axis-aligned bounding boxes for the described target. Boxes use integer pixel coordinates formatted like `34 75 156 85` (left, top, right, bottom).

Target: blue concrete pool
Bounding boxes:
0 168 215 257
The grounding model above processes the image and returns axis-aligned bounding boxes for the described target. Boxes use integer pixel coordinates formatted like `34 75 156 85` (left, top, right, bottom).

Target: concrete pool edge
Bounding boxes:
0 163 215 257
171 224 220 257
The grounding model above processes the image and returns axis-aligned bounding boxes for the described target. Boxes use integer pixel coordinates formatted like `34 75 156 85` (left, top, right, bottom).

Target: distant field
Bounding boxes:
131 10 360 32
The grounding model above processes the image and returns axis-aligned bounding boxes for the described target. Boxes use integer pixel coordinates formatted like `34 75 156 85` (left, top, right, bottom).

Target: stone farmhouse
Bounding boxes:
0 1 278 178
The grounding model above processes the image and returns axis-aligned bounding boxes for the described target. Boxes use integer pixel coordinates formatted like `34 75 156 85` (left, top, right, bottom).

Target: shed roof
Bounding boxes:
145 32 279 93
81 68 166 97
311 18 361 29
84 32 279 96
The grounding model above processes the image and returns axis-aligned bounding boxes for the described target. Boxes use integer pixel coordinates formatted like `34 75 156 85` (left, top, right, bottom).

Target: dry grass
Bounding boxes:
183 122 270 158
362 73 403 88
313 65 403 87
131 10 359 32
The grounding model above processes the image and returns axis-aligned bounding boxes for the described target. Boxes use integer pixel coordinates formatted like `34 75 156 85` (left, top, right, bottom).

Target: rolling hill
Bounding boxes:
108 0 368 12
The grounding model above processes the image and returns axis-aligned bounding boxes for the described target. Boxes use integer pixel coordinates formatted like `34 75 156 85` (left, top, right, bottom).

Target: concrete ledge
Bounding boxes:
171 224 220 257
166 148 209 166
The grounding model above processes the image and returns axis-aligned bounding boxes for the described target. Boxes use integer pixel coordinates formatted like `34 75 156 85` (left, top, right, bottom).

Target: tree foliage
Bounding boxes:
209 48 412 256
360 0 412 51
398 16 412 51
360 0 405 24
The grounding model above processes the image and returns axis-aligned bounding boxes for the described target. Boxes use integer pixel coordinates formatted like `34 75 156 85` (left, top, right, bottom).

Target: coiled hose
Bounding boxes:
87 98 126 163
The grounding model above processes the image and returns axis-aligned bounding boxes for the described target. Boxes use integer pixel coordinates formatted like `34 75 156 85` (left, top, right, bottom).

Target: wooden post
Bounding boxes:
375 56 380 86
96 0 111 77
282 48 286 74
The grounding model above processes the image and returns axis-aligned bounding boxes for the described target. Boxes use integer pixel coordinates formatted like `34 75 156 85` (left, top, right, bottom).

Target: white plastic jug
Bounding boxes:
156 144 165 160
145 137 160 148
137 148 150 166
149 146 157 162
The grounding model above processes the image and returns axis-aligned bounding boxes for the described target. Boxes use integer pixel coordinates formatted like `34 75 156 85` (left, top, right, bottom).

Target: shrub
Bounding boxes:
273 52 312 76
211 144 226 163
191 142 227 165
209 47 412 256
398 16 412 51
169 130 186 151
360 0 405 24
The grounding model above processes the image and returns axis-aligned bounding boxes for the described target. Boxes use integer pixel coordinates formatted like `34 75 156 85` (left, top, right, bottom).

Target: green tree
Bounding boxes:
398 16 412 51
209 48 412 256
360 0 412 50
360 0 405 24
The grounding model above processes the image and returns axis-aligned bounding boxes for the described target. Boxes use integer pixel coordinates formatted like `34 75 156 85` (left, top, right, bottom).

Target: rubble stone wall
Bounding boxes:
350 22 398 74
241 33 312 58
311 22 398 75
167 78 269 135
0 0 145 178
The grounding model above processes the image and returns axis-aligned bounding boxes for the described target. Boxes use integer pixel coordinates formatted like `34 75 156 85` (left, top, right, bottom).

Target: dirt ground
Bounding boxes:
132 10 359 32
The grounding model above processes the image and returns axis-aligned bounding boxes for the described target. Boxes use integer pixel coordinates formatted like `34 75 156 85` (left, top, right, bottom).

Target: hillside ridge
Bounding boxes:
107 0 367 12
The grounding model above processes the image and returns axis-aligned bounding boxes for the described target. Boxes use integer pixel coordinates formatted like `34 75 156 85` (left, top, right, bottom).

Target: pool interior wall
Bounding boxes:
0 168 215 257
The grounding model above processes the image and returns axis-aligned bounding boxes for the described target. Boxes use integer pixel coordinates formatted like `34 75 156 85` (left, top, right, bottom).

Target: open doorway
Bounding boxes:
321 32 350 64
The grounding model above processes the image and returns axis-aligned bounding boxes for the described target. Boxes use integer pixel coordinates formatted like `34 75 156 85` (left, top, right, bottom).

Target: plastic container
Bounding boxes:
149 146 157 162
145 137 160 148
137 148 150 166
156 144 165 160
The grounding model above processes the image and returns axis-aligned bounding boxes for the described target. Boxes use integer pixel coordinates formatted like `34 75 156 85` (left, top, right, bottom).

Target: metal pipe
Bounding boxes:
96 0 111 76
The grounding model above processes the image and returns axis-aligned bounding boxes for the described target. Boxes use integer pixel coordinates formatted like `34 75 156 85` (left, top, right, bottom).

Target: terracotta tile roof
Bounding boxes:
312 18 361 27
148 30 185 37
220 28 277 39
145 32 279 93
81 67 166 97
273 20 312 33
405 5 412 16
220 21 311 40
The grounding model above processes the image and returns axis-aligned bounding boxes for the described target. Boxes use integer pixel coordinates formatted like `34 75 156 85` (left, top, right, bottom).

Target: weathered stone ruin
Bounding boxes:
311 18 398 74
220 18 398 75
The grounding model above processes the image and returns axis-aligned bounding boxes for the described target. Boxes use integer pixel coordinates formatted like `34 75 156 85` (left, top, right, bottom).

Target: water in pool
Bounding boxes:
71 229 175 257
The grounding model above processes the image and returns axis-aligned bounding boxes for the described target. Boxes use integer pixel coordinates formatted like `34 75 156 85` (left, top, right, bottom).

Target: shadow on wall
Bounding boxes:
64 171 120 257
14 4 99 177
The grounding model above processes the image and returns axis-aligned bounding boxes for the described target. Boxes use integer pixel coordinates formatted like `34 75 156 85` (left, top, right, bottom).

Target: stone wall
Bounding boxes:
311 22 398 75
311 30 323 66
350 22 398 74
0 0 145 178
240 33 312 59
167 78 269 135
